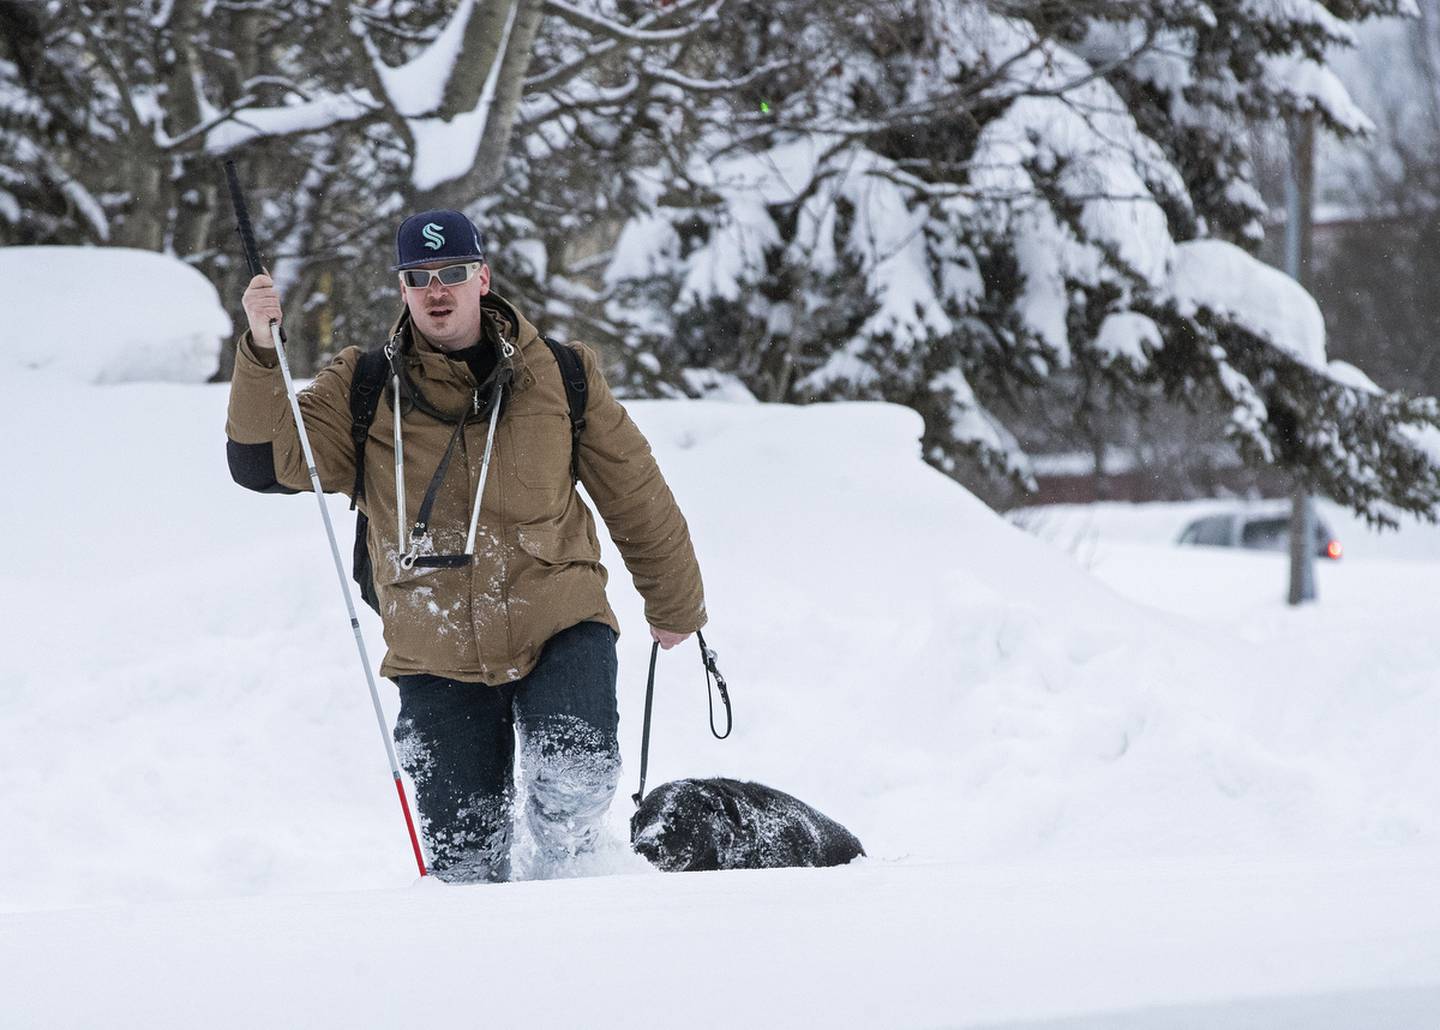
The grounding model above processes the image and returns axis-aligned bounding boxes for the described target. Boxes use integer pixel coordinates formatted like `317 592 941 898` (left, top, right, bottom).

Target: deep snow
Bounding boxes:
2 249 1438 1027
4 854 1438 1029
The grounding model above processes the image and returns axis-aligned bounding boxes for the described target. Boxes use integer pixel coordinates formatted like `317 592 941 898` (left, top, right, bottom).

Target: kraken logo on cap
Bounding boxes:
422 222 445 250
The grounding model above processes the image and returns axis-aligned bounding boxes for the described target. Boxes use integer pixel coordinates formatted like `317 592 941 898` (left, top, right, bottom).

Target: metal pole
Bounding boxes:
223 161 427 876
1285 112 1318 605
1288 482 1317 604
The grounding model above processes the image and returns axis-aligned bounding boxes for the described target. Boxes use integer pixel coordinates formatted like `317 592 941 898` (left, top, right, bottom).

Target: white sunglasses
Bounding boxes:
399 262 482 289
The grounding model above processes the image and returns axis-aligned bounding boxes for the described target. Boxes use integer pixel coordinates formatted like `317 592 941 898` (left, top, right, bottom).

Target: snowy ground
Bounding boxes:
5 854 1438 1029
2 251 1438 1026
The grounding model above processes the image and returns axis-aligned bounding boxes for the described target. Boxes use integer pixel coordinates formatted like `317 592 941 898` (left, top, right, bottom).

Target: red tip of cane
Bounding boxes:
394 774 428 877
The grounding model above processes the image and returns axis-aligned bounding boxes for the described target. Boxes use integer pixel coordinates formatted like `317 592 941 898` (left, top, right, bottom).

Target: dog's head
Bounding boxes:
630 778 746 872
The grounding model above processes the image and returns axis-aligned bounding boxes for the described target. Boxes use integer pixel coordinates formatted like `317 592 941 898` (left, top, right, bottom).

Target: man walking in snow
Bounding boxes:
226 209 706 882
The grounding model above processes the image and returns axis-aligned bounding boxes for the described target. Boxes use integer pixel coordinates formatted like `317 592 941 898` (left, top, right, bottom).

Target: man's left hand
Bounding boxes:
650 626 691 650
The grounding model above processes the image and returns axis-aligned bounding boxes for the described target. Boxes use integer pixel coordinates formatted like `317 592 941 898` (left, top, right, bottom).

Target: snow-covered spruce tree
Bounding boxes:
603 0 1440 525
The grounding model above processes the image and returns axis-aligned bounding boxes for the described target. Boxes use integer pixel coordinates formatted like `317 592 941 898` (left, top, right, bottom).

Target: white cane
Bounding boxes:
224 160 427 877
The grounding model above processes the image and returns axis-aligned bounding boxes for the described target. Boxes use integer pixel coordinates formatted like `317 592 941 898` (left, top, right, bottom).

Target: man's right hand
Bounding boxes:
241 273 283 348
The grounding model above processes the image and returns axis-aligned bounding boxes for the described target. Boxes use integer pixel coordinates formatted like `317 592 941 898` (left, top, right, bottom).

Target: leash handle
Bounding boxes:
697 629 732 740
631 631 734 806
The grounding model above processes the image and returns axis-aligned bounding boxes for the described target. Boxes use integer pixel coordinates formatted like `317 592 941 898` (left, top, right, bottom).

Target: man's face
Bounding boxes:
400 260 490 351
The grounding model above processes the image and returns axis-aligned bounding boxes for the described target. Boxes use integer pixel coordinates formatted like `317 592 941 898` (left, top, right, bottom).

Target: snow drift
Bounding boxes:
0 246 229 384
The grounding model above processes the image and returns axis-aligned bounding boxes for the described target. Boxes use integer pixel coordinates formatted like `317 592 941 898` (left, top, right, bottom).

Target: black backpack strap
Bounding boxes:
543 336 588 482
348 346 391 510
349 346 392 616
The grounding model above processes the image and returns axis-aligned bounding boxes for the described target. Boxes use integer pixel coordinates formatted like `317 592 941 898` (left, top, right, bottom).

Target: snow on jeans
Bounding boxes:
393 620 621 883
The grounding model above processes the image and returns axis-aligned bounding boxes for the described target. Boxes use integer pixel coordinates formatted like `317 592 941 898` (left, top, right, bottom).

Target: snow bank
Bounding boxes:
0 246 230 383
4 375 1439 914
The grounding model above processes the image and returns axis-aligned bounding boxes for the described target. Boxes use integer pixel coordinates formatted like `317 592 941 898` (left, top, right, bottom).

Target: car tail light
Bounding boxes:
1326 540 1343 560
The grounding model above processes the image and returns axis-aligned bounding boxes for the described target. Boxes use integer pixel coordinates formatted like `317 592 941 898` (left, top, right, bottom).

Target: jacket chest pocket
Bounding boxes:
516 526 601 566
503 412 574 493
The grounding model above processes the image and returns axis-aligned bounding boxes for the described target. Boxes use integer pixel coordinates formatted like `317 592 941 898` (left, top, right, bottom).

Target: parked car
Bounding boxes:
1176 508 1343 560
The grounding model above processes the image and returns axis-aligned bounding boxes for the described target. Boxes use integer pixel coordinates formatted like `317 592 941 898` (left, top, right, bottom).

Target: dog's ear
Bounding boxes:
718 788 745 828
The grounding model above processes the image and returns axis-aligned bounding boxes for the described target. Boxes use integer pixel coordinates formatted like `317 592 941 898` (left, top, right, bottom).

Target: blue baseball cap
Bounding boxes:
393 209 487 271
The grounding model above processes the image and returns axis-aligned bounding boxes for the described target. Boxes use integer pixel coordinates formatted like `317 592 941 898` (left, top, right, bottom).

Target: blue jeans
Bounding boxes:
393 620 621 883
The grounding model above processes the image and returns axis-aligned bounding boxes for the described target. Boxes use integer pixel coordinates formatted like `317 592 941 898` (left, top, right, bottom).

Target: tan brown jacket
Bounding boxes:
226 292 706 683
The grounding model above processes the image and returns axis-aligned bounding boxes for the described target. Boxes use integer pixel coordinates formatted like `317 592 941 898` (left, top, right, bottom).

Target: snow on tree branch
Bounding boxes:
355 0 477 117
542 0 721 44
202 91 380 154
1169 240 1326 371
648 60 796 95
523 0 723 93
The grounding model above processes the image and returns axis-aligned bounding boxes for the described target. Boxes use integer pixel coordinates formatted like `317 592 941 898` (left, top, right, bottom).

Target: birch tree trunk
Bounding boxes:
414 0 549 209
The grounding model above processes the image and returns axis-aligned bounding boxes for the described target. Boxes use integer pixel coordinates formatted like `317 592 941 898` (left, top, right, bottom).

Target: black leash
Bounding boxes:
632 629 732 806
632 641 660 807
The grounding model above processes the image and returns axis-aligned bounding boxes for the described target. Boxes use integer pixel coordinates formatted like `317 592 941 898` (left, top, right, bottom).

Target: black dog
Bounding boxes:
631 777 865 872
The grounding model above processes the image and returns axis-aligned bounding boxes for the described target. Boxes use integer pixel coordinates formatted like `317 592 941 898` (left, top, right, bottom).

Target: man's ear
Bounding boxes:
477 262 492 296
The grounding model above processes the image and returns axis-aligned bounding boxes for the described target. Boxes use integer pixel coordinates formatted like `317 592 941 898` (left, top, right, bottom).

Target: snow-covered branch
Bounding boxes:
647 59 794 94
158 93 259 151
542 0 722 44
200 91 381 154
523 0 723 93
515 75 642 132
